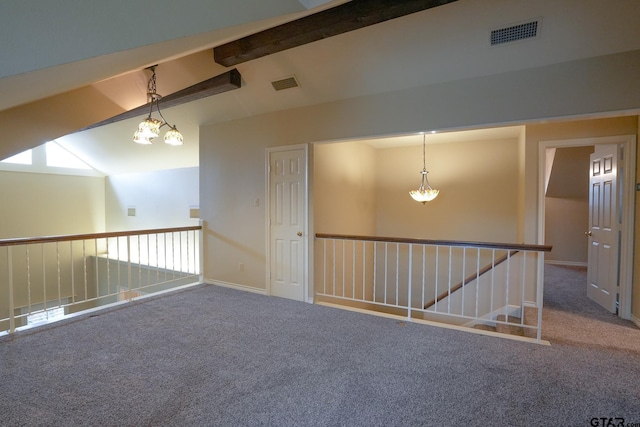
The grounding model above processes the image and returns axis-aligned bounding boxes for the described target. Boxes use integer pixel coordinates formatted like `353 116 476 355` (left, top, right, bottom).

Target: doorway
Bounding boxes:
538 135 636 320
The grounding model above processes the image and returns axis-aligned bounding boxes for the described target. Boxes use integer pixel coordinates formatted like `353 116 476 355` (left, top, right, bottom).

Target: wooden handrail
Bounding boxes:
0 226 202 247
423 250 518 310
315 233 552 252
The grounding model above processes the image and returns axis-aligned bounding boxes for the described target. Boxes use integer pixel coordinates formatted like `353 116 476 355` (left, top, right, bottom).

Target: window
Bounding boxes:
0 141 102 176
45 142 91 169
1 149 32 165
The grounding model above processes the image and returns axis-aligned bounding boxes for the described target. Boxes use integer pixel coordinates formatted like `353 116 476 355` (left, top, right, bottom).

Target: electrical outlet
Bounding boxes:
238 262 245 271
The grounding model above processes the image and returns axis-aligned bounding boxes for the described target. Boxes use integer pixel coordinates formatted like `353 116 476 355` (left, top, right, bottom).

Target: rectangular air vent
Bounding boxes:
271 76 300 91
491 20 539 46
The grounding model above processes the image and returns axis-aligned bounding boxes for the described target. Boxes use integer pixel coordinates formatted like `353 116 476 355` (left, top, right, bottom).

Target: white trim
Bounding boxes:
544 260 588 267
537 135 636 320
207 279 268 295
265 144 310 303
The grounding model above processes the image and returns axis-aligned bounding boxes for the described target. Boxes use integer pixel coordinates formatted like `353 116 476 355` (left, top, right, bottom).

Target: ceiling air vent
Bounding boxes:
490 20 539 46
271 76 300 91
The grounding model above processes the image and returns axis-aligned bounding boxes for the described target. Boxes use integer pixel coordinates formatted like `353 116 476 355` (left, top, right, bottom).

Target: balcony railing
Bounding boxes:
0 225 202 335
315 233 551 342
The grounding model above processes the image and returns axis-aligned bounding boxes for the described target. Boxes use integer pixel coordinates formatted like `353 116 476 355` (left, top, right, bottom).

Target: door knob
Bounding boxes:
585 231 592 236
297 231 303 237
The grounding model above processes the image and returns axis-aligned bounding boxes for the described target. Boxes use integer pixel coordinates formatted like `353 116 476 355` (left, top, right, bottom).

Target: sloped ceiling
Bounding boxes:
2 0 640 175
546 146 594 199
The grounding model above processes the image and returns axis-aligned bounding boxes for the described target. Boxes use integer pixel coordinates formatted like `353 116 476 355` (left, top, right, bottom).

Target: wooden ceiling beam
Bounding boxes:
82 68 242 131
214 0 458 67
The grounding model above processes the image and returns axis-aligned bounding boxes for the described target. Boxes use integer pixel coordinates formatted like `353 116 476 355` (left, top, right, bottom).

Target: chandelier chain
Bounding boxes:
147 66 157 95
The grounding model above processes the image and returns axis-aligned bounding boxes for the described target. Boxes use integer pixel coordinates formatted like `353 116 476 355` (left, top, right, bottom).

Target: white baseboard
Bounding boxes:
544 260 588 267
206 279 268 295
633 315 640 329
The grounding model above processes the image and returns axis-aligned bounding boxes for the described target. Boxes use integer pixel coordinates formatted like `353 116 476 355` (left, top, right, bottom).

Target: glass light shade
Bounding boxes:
137 117 162 139
409 188 439 203
410 169 438 203
133 130 153 145
164 127 184 146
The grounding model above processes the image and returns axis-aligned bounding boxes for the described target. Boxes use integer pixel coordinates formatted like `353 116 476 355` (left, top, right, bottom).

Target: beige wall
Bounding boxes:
314 141 376 235
0 171 106 324
524 116 638 320
636 115 640 321
0 171 105 239
544 146 593 264
544 198 589 264
200 51 640 307
375 139 519 242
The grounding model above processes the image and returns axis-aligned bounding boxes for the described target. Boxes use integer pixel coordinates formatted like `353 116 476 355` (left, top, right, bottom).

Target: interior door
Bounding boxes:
269 148 306 301
586 144 619 313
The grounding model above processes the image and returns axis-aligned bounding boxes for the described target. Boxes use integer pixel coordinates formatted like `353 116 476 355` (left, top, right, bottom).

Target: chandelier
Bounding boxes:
409 133 439 203
133 66 184 146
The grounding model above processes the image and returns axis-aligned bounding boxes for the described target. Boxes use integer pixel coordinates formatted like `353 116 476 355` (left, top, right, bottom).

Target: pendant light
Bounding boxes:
133 66 184 146
409 133 439 203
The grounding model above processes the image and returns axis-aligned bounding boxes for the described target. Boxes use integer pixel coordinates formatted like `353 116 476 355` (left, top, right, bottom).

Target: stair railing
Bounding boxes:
423 250 519 310
315 233 551 342
0 225 203 335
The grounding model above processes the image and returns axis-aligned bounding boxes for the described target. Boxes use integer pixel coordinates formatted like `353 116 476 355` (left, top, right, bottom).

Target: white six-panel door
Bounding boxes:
586 144 619 313
268 148 307 301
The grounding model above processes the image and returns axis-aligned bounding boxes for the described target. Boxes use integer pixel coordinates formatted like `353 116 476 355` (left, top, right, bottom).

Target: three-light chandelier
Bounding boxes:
133 66 184 146
409 133 439 203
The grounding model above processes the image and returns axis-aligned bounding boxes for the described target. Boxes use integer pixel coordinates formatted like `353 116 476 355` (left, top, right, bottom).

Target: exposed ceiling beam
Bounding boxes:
214 0 458 67
82 68 242 131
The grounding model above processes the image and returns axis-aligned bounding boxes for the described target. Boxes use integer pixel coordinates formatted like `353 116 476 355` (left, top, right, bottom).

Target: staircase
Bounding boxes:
315 233 551 343
473 306 538 338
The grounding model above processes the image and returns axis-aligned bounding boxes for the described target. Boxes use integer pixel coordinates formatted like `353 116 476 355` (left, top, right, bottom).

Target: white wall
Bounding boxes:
105 167 199 231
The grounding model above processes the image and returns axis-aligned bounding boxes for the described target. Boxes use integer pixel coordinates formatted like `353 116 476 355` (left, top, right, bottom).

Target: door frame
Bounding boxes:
265 144 312 303
537 135 636 319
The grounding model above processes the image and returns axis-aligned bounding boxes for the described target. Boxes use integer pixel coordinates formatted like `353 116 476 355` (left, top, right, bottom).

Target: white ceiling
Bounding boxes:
3 0 640 175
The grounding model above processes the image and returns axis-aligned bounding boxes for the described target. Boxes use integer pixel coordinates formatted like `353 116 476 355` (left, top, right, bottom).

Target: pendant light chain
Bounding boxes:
422 133 426 172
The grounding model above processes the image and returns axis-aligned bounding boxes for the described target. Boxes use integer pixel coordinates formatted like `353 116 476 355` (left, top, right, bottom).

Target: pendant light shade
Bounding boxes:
133 66 184 146
409 133 439 203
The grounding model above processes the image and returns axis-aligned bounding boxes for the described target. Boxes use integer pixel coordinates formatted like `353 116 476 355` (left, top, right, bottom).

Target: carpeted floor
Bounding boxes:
0 265 638 426
542 264 640 352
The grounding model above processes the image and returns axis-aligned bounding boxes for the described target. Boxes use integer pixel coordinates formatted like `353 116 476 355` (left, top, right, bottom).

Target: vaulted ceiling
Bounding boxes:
2 0 640 175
